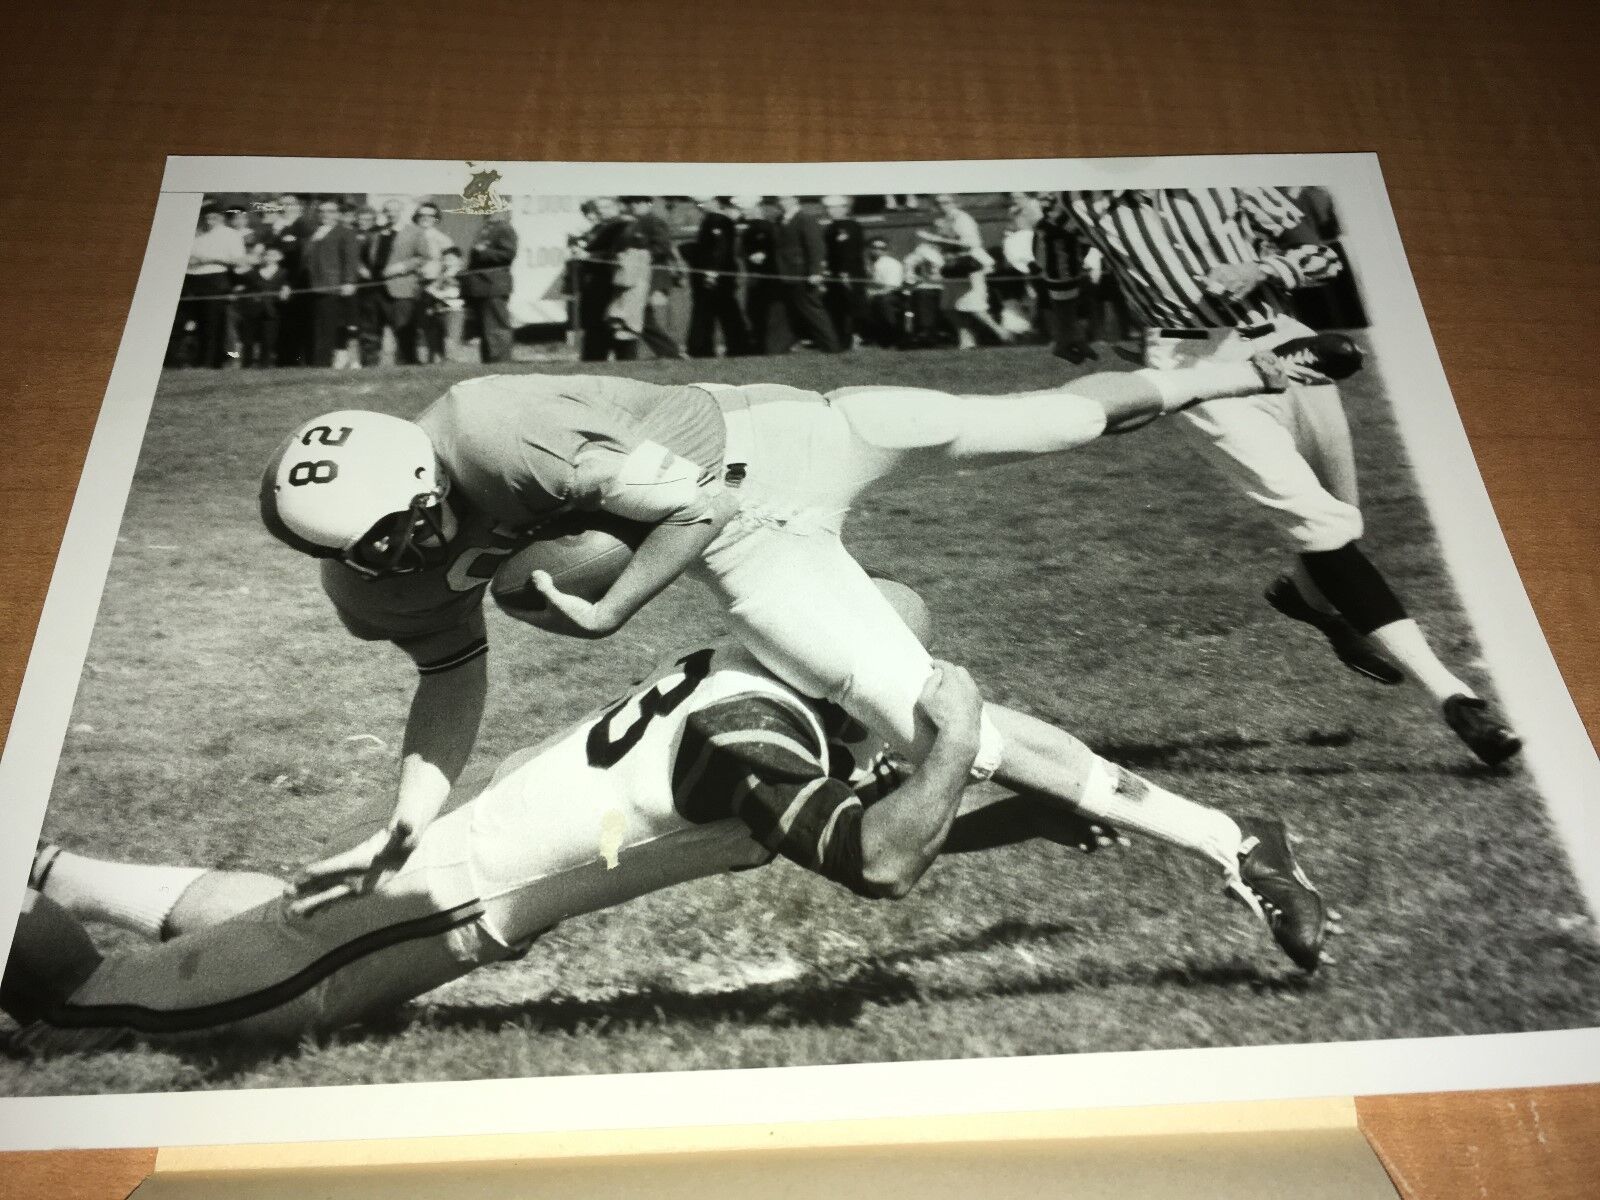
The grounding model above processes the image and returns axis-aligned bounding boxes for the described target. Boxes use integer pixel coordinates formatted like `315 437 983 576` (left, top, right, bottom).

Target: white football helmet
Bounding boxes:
259 410 451 577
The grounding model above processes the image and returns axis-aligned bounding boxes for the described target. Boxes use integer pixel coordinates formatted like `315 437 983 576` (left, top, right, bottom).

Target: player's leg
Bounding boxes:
17 805 509 1046
699 521 987 766
28 844 279 942
709 516 1219 861
982 706 1242 871
708 522 1234 868
824 359 1285 486
701 536 1327 969
1285 383 1503 709
1202 322 1518 762
27 792 402 942
980 706 1326 970
33 896 501 1047
1 890 103 1026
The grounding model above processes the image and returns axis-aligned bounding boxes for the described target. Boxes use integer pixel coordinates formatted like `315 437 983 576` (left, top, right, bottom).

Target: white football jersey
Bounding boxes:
465 643 839 946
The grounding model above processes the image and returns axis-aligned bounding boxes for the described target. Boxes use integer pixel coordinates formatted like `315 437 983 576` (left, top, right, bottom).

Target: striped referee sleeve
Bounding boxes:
673 694 870 893
1237 187 1310 239
1264 243 1344 288
1241 188 1345 290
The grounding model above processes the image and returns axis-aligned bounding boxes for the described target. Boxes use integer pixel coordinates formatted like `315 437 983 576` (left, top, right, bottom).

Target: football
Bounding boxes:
490 513 648 629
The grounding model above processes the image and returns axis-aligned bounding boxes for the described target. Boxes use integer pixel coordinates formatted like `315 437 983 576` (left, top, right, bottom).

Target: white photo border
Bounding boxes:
0 153 1596 1151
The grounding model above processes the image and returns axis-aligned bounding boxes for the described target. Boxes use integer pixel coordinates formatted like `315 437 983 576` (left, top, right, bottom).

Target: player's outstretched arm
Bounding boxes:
394 654 488 835
293 654 487 916
856 662 984 898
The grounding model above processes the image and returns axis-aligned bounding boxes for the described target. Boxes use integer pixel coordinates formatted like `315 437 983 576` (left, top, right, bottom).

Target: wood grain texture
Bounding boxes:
0 0 1595 1195
0 1148 155 1199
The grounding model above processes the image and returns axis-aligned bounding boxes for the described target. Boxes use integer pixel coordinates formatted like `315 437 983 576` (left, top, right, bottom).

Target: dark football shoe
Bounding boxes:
1251 333 1365 391
1227 817 1328 973
1265 575 1405 685
1443 694 1523 767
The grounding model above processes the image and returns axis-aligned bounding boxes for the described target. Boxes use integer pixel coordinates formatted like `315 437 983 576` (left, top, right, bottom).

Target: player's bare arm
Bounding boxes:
856 661 984 898
293 638 488 917
530 506 731 638
521 437 735 638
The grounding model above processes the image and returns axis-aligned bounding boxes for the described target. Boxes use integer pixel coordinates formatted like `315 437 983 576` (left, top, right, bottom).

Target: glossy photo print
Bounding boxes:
0 154 1596 1151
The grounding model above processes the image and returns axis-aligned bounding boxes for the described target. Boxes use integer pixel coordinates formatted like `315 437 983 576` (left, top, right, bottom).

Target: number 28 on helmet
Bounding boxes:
259 410 454 578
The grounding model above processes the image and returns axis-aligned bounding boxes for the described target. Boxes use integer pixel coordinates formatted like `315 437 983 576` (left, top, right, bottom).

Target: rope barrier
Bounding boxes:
182 252 1070 303
180 262 506 304
560 253 1060 289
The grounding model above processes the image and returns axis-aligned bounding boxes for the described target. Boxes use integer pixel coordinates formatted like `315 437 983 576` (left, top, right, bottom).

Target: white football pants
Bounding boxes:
693 382 1108 774
1150 316 1363 553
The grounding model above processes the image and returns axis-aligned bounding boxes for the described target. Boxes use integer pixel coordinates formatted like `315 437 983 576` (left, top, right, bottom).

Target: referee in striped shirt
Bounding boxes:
1064 187 1519 766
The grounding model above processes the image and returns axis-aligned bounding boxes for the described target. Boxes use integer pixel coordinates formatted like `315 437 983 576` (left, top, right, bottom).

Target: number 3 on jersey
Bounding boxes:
586 649 714 768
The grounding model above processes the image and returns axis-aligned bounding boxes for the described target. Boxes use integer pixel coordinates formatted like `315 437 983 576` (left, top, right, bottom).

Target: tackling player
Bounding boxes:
6 584 1327 1050
1059 187 1520 767
258 348 1353 932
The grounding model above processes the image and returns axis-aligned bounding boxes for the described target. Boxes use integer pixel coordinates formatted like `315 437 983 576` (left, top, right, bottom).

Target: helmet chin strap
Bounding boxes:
434 492 460 544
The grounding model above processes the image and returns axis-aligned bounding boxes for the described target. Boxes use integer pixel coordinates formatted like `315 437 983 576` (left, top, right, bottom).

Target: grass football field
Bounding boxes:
6 343 1599 1096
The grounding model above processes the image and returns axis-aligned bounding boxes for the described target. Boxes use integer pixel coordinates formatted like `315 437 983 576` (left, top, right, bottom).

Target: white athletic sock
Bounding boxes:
1076 757 1243 872
1367 618 1476 705
37 850 206 941
1134 362 1265 411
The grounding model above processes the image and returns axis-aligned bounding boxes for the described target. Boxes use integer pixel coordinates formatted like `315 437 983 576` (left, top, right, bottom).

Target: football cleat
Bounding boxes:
1 891 103 1026
1250 333 1364 392
1265 575 1405 685
1226 817 1328 973
1443 694 1522 767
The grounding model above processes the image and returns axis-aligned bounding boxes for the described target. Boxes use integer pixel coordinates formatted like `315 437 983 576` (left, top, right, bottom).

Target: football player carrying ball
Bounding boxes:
259 347 1353 966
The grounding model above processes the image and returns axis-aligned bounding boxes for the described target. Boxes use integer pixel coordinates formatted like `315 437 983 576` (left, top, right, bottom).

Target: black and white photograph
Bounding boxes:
1 154 1597 1149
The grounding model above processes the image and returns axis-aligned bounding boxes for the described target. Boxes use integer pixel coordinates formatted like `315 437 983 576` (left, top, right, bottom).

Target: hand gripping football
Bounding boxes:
490 514 649 629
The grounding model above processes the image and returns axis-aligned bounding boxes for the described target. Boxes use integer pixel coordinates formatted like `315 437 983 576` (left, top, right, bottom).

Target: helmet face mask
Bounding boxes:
342 491 453 579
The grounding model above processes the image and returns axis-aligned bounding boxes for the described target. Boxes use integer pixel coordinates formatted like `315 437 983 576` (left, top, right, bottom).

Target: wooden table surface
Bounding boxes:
1 1 1596 1195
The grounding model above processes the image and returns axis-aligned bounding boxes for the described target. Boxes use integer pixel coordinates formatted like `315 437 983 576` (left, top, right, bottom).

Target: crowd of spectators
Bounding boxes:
565 191 1162 363
172 188 1363 369
169 194 519 369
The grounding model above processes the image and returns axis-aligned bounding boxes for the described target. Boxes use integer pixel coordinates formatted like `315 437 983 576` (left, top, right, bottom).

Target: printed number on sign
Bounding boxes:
587 650 715 768
287 460 339 486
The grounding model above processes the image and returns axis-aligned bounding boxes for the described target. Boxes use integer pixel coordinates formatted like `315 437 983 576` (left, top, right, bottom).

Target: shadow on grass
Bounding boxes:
1091 730 1509 781
147 916 1318 1085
